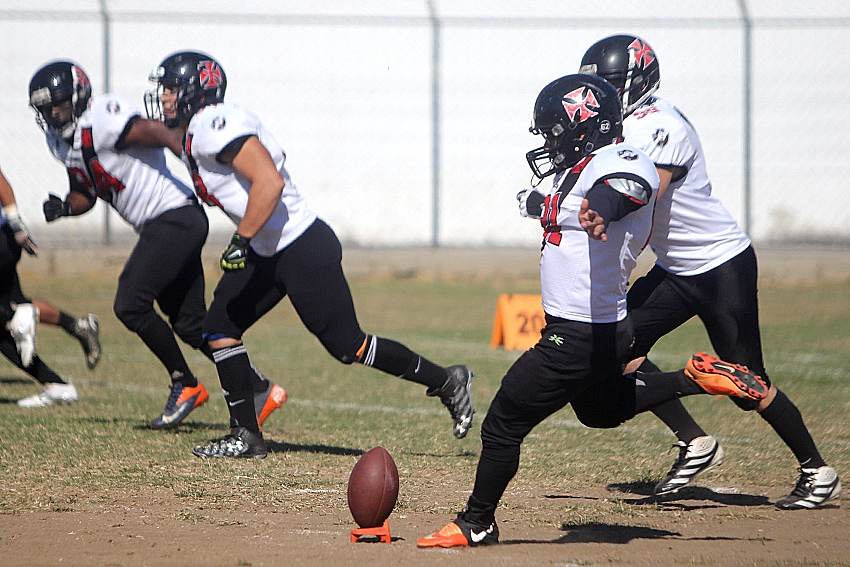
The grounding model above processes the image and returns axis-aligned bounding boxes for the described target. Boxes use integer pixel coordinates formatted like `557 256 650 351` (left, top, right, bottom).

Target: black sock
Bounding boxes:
212 344 259 433
641 357 707 442
469 453 518 523
760 389 826 468
358 335 446 390
633 369 703 414
136 317 193 382
58 312 78 334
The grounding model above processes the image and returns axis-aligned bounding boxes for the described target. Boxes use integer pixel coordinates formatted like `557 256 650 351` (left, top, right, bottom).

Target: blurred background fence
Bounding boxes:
1 1 849 249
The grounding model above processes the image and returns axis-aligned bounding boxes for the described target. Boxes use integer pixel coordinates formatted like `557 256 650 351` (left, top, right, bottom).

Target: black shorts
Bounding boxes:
0 223 29 324
627 245 769 384
481 314 637 449
203 218 365 361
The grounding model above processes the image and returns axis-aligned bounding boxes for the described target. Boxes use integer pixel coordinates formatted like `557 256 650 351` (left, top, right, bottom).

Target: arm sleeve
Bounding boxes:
585 173 653 228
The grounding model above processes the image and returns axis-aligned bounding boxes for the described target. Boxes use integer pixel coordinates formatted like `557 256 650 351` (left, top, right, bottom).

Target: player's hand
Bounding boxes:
43 194 72 222
7 215 38 256
221 232 251 271
517 189 545 219
579 198 607 241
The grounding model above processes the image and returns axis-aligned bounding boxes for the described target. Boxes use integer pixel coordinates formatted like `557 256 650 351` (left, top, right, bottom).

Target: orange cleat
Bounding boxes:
150 382 210 429
684 352 768 401
418 518 498 548
255 382 287 427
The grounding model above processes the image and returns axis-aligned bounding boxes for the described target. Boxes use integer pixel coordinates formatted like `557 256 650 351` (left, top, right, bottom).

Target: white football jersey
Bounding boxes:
45 93 195 232
539 143 659 324
623 97 750 275
183 103 316 257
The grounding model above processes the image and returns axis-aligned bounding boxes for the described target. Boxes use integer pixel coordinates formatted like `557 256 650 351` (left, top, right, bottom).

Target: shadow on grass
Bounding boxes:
504 521 774 545
603 481 772 508
502 522 681 545
266 440 363 456
0 376 33 384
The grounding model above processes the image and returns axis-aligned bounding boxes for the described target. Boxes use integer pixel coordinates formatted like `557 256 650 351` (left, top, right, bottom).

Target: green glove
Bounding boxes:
221 232 251 271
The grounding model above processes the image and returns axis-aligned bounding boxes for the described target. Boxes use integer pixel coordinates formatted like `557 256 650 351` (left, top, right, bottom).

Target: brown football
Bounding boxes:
347 446 399 528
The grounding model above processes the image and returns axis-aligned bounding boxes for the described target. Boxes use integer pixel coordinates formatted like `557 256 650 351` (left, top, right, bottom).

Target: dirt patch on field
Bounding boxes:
1 480 845 567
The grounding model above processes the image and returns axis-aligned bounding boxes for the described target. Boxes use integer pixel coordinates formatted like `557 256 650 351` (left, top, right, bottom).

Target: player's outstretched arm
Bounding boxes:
118 117 184 157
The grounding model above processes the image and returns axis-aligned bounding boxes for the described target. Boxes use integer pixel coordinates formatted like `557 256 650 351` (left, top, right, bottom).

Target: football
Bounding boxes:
347 446 399 528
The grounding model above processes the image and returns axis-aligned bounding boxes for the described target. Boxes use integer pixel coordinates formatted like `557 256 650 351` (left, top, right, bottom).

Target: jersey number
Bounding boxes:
80 127 124 201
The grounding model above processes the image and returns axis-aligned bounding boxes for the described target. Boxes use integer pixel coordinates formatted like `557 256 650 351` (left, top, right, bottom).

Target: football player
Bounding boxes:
418 74 768 548
145 51 474 458
578 34 840 509
0 166 97 407
28 61 285 429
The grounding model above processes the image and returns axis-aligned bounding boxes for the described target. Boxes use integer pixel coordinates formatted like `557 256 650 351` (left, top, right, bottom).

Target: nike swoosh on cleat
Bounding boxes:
469 526 493 543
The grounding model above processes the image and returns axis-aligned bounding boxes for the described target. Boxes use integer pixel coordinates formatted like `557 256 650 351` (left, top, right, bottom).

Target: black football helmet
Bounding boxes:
526 74 623 180
579 34 660 118
145 51 226 128
28 61 92 142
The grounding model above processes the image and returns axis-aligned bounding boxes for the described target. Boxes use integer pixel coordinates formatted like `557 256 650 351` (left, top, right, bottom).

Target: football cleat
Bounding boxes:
418 517 499 548
150 381 209 429
8 303 39 367
427 365 475 439
775 466 842 510
192 427 268 459
654 436 725 495
17 381 79 408
73 314 101 370
255 381 287 428
684 352 768 401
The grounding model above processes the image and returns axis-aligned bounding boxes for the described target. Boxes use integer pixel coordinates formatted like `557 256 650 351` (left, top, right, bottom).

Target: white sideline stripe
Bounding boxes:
55 377 850 446
61 378 657 434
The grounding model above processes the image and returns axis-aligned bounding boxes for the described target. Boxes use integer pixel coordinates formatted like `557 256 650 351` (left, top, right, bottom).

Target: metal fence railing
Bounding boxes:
1 1 848 248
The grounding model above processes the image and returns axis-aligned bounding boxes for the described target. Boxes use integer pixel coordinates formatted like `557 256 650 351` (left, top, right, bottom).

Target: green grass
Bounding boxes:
1 272 848 521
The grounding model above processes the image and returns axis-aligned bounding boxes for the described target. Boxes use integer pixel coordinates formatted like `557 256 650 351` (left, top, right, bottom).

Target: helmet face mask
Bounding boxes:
145 51 226 128
29 61 92 143
579 34 660 118
526 74 623 180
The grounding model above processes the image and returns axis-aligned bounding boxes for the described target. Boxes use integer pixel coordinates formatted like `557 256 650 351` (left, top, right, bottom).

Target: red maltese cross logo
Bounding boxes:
562 87 599 123
198 61 223 89
628 39 655 69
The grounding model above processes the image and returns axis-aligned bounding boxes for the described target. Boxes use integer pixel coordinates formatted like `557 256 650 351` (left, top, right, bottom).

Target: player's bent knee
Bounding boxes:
730 396 759 412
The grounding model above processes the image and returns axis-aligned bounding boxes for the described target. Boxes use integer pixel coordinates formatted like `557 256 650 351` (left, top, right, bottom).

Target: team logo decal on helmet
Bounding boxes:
562 87 599 123
199 61 223 89
617 149 638 161
629 39 655 70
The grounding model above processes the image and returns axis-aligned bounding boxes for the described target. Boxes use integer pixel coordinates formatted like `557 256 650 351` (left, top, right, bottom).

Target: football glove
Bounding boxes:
221 232 251 271
3 205 37 256
517 189 545 219
43 194 72 222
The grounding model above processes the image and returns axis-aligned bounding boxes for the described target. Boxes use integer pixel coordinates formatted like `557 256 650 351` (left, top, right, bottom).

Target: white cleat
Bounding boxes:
8 303 39 367
18 381 79 408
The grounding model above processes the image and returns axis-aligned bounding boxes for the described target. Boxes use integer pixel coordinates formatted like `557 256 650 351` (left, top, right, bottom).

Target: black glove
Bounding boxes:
221 232 251 271
517 189 546 219
43 194 72 222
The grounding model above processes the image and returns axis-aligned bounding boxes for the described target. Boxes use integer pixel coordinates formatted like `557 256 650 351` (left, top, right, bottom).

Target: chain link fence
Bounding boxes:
1 0 848 248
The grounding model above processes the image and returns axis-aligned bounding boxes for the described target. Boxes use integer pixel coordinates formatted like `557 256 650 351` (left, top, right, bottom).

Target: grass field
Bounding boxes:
1 271 849 565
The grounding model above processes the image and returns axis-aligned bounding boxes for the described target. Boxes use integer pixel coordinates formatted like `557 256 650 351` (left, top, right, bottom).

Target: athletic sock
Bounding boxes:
633 369 703 413
136 317 193 382
356 335 447 390
759 388 826 468
57 312 78 334
640 359 707 442
212 344 260 433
